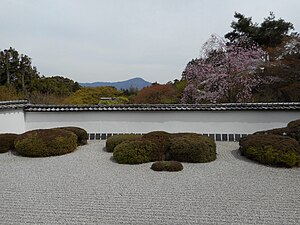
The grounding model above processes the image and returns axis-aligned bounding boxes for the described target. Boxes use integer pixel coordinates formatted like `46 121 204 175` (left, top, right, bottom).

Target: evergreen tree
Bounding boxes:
225 12 294 47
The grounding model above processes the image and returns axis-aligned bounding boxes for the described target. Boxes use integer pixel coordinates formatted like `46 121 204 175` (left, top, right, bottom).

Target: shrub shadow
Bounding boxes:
109 155 118 164
9 150 21 157
230 148 261 165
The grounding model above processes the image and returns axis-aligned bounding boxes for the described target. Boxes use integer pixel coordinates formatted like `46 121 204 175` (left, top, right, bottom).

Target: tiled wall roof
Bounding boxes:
1 100 299 112
0 100 29 110
24 102 300 112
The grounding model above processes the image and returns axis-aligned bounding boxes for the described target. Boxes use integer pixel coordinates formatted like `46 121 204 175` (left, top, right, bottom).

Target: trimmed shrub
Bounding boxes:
143 131 172 160
112 132 217 165
169 134 216 163
288 126 300 143
58 127 88 145
286 119 300 142
0 133 18 153
15 129 77 157
106 134 142 152
254 127 289 136
287 119 300 128
171 132 203 139
151 161 183 172
239 134 300 167
255 123 300 143
113 138 157 164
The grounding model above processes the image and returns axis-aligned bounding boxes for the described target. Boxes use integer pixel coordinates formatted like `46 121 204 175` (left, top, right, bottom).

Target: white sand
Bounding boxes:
0 141 299 225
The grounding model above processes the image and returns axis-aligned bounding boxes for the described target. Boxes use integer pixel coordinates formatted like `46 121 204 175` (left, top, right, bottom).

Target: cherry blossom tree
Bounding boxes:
181 35 267 103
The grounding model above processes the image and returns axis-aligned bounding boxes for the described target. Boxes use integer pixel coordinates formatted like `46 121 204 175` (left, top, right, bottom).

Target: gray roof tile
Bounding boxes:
0 100 29 110
1 100 299 112
24 102 300 112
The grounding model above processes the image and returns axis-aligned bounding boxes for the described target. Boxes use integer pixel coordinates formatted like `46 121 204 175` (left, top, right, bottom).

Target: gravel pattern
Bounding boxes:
0 141 299 225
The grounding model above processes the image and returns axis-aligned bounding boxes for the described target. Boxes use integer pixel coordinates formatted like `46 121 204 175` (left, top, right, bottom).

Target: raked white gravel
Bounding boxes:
0 141 299 225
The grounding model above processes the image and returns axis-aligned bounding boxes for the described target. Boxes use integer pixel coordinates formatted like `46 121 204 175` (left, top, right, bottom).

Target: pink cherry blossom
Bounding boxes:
181 35 268 103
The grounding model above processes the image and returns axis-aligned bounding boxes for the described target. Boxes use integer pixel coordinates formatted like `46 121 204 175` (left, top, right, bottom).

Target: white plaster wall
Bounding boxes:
0 109 26 134
25 111 300 134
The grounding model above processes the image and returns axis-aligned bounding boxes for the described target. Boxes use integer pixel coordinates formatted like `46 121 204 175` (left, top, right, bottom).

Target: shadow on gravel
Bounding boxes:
9 150 21 157
109 155 118 164
230 149 260 165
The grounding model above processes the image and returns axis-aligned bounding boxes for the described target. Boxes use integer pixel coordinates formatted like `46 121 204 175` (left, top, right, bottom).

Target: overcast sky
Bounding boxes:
1 0 300 83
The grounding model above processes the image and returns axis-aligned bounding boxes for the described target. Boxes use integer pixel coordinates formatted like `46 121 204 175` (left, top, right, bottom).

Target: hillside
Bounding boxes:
80 77 151 90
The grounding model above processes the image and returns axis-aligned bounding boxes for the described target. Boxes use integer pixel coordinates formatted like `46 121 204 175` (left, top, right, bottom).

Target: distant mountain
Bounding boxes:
80 77 152 90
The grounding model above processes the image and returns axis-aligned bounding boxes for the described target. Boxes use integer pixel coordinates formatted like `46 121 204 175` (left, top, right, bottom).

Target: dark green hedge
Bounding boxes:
239 134 300 167
112 132 217 164
0 133 18 153
286 119 300 142
142 131 172 161
169 134 216 163
287 119 300 129
57 127 88 145
15 129 77 157
255 123 300 143
113 138 157 164
106 134 142 152
151 161 183 172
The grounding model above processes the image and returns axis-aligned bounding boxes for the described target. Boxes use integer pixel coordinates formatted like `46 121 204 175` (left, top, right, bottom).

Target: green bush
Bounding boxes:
255 121 300 143
58 127 88 145
142 131 172 160
171 132 203 139
288 126 300 143
113 138 157 164
287 119 300 128
106 134 142 152
0 133 18 153
239 134 300 167
254 127 289 136
151 161 183 172
15 129 78 157
112 132 217 165
169 134 216 163
286 119 300 142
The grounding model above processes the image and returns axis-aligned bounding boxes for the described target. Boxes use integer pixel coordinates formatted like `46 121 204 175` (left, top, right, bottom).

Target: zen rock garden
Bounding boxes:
0 119 299 170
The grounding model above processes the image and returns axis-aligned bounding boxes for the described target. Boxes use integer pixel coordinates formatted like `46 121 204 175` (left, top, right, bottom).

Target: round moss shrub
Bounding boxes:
143 131 171 147
143 131 172 160
113 138 158 164
254 127 289 136
286 119 300 142
0 133 18 153
239 134 300 167
169 134 216 163
151 161 183 172
106 134 142 152
15 129 78 157
58 127 88 145
287 127 300 143
254 122 300 143
287 119 300 129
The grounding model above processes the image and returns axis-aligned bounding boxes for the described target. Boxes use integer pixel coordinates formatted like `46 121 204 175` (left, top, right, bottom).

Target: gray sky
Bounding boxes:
1 0 300 83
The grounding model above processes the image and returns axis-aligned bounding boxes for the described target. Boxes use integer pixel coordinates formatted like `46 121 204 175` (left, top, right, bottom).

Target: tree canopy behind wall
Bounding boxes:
0 47 80 103
181 35 267 103
225 12 294 47
181 12 300 104
64 86 127 105
0 47 40 92
132 82 185 104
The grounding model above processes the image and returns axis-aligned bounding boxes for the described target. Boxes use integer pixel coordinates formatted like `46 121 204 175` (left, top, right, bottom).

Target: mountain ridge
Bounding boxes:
79 77 152 90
